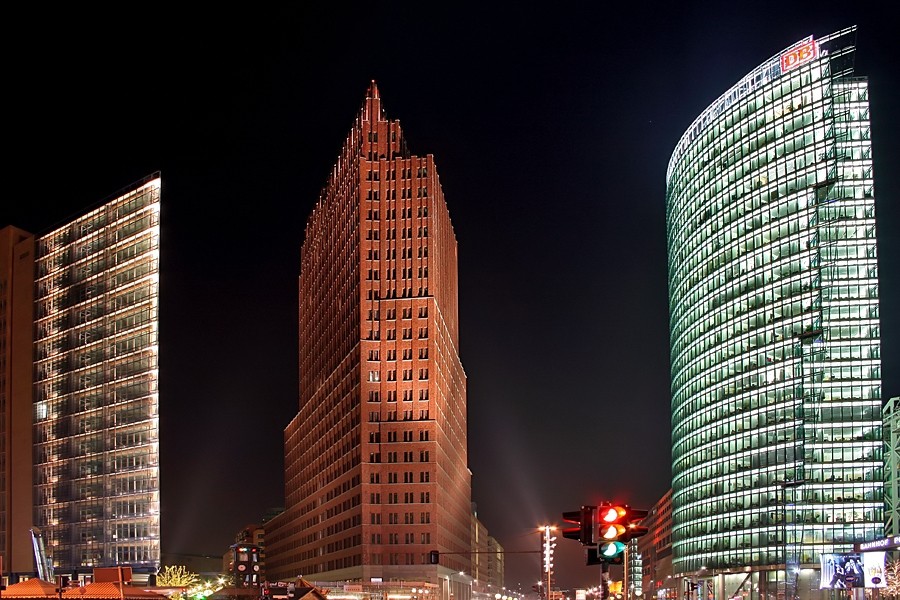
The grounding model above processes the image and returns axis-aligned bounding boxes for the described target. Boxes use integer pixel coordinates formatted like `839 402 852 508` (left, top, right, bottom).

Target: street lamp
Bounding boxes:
541 526 557 600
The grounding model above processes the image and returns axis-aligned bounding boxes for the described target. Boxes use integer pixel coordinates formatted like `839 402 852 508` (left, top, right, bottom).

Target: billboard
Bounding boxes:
820 552 887 589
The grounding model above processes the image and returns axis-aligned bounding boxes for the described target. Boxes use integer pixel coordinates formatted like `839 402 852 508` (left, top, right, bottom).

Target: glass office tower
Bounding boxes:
666 27 882 599
32 175 161 574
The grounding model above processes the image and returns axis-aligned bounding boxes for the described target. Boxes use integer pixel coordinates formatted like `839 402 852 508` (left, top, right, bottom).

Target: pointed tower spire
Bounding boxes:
361 80 384 123
367 79 379 99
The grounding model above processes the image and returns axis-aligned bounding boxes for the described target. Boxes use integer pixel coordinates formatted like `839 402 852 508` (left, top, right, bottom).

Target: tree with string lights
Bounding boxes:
884 557 900 598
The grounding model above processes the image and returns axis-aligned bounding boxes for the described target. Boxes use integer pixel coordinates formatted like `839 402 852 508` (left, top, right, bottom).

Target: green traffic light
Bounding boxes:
599 541 626 557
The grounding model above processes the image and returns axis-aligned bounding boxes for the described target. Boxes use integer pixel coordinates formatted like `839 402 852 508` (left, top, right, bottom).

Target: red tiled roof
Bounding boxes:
2 578 60 598
61 583 166 599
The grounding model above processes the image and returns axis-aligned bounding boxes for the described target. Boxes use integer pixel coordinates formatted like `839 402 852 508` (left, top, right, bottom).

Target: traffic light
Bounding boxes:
428 550 440 564
597 541 626 564
562 505 597 545
595 503 649 562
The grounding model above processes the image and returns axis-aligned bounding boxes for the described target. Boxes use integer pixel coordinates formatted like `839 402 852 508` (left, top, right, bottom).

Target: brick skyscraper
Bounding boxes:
266 83 472 597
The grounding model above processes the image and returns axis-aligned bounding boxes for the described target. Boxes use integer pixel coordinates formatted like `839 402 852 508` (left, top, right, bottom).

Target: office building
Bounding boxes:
471 505 504 591
1 174 162 578
666 27 883 599
0 226 37 579
266 83 472 599
632 489 673 600
223 523 266 581
885 397 898 536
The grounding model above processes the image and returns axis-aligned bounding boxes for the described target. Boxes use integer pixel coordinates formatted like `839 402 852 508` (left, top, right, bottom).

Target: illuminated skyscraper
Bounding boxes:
3 174 162 577
666 27 882 598
266 83 471 597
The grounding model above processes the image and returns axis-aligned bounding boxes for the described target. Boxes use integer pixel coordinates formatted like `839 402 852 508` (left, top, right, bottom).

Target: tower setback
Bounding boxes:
266 83 472 592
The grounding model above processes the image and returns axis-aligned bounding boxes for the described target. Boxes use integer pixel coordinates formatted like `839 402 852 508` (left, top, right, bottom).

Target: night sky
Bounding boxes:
4 1 898 593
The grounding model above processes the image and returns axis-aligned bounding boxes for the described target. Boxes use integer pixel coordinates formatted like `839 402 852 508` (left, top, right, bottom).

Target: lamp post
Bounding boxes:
541 526 557 600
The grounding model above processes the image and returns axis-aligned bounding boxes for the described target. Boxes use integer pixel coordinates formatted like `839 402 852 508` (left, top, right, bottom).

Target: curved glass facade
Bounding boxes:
666 25 883 590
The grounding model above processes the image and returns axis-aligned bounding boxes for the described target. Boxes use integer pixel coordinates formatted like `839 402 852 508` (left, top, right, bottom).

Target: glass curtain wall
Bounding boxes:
32 176 161 572
666 26 882 592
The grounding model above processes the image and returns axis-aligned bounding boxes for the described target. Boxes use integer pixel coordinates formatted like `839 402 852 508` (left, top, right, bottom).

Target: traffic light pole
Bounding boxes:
561 502 649 600
599 562 610 600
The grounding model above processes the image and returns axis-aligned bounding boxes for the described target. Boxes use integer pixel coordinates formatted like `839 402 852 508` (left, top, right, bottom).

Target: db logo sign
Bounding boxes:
781 40 817 72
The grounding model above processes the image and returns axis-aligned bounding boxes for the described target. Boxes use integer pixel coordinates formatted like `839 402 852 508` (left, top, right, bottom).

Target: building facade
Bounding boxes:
471 506 504 591
29 175 162 575
0 226 38 579
666 27 883 599
224 523 267 580
632 489 673 600
885 397 899 537
266 83 472 600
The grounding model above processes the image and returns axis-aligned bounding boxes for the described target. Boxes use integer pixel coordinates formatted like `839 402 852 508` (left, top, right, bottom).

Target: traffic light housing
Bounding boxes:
428 550 440 564
562 505 597 545
597 541 626 564
595 503 649 562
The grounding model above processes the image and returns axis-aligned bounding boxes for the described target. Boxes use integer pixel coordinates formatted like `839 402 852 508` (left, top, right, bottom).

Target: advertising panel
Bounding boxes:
780 39 818 72
863 552 887 588
819 552 887 589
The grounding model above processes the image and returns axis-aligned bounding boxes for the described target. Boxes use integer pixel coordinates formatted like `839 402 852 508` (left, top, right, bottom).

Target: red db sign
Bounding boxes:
780 39 817 72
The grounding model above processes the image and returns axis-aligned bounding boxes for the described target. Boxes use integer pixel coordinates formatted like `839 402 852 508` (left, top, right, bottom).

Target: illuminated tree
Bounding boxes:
186 577 227 600
217 572 241 588
157 565 200 588
886 558 900 598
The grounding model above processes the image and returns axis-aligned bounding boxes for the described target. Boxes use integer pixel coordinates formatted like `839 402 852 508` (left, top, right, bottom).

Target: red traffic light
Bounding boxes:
599 505 627 523
596 504 650 544
570 502 650 566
